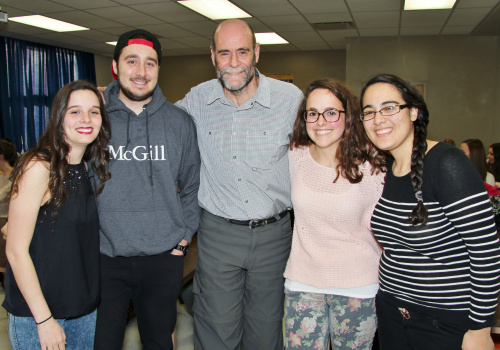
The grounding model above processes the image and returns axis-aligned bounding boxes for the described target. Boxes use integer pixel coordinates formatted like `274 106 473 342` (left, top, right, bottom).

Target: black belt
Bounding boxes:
227 211 288 229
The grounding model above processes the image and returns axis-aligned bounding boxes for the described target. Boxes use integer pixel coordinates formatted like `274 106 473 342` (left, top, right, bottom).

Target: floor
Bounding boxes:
0 285 195 350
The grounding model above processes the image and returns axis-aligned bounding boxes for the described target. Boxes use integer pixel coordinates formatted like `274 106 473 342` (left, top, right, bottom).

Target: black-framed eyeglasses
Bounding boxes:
360 104 408 121
304 109 345 123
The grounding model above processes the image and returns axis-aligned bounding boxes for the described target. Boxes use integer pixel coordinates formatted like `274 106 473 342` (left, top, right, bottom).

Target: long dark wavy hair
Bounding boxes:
359 74 430 226
462 139 488 181
291 78 386 183
489 143 500 182
11 80 111 216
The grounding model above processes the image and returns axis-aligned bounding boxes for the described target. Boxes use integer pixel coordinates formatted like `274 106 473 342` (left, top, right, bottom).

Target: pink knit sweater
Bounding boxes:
284 146 385 289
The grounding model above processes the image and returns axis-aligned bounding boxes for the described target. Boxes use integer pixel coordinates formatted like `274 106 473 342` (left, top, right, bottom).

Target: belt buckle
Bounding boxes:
248 219 268 229
398 307 410 320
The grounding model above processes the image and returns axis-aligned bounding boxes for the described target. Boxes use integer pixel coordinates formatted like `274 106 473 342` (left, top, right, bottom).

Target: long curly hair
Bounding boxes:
291 78 386 183
11 80 111 216
360 74 430 226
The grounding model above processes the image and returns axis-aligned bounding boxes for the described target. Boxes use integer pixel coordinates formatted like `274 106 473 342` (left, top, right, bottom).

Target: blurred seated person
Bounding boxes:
443 138 456 147
460 139 496 186
487 143 500 183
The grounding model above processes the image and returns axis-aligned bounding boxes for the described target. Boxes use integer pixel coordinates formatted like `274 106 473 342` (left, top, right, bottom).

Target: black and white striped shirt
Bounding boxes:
371 142 500 329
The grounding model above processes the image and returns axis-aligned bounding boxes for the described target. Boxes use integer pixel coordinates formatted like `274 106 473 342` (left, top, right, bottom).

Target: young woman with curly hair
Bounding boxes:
283 78 385 349
359 73 500 350
3 80 111 350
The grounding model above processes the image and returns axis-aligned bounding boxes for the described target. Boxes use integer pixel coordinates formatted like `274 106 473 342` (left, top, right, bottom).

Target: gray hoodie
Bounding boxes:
96 81 201 257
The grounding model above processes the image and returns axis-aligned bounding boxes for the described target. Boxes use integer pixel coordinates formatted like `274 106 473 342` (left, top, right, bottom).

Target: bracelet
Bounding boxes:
36 315 53 325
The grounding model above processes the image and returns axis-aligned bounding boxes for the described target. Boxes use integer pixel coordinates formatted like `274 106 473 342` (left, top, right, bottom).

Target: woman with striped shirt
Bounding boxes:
359 73 500 350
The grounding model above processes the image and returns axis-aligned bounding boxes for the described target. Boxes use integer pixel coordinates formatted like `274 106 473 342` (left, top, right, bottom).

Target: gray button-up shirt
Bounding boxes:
176 72 303 220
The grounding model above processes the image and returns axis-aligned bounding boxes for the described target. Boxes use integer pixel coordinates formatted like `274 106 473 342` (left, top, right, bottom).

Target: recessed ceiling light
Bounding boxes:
178 0 251 20
9 15 89 32
106 41 117 46
404 0 456 10
256 33 288 45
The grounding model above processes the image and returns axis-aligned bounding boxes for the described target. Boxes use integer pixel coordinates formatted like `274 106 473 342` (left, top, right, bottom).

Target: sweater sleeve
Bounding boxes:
435 147 500 330
177 113 201 243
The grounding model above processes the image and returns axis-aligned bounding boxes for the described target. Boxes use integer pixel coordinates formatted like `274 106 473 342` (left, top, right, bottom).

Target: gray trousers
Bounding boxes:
193 210 292 350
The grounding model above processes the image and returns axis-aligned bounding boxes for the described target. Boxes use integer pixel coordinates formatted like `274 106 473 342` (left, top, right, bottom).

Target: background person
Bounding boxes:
176 19 303 350
359 73 500 350
460 139 496 186
3 80 111 350
283 79 385 349
0 139 19 287
488 143 500 183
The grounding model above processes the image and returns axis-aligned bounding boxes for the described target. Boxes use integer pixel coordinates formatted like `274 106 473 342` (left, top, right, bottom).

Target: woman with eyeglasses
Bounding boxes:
283 79 385 349
359 73 500 350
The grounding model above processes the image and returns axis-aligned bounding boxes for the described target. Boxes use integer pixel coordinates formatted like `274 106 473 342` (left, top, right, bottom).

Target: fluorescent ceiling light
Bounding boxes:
404 0 456 10
9 15 89 32
178 0 251 20
256 33 288 45
106 41 118 46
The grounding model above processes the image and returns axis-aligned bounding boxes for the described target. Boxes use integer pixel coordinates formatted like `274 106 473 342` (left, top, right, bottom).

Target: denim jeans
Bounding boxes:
8 309 97 350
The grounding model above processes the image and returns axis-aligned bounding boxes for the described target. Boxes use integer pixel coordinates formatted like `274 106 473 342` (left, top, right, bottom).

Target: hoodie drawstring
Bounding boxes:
144 107 154 187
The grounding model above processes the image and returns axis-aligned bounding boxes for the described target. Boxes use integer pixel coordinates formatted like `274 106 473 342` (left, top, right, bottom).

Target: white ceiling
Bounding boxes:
0 0 499 57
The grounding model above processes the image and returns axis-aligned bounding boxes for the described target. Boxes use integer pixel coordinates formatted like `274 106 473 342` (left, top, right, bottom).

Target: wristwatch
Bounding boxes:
175 244 189 256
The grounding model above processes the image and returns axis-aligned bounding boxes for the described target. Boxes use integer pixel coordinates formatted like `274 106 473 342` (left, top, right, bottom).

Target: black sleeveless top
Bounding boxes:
3 161 100 319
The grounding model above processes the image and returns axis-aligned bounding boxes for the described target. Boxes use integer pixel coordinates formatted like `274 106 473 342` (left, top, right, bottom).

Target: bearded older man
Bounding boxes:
176 19 303 350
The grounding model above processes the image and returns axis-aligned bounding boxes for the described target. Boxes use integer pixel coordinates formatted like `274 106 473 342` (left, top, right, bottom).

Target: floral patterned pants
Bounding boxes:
284 289 377 350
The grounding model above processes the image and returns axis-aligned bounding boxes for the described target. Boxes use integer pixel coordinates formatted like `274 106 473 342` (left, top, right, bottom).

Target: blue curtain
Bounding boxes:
0 36 96 152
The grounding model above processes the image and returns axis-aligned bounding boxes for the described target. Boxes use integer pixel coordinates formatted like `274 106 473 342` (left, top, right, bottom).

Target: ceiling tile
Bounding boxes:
346 0 400 12
304 13 353 24
447 8 492 26
401 9 451 27
319 29 359 41
139 23 195 38
110 0 172 4
44 10 123 29
174 20 218 36
97 26 136 35
1 0 72 13
259 15 312 32
352 11 400 28
129 2 207 22
232 0 299 16
50 0 120 10
400 26 442 35
66 29 118 42
457 0 500 8
289 0 349 14
279 30 325 43
85 6 164 26
441 25 476 34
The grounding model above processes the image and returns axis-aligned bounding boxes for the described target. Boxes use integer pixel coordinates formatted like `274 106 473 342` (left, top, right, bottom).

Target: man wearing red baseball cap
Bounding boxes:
93 29 201 350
